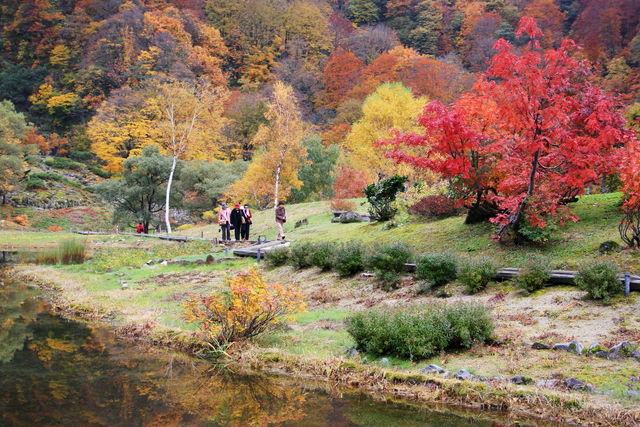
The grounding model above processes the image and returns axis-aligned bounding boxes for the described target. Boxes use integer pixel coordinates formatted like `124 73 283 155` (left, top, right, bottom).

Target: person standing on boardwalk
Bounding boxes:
136 222 144 234
241 204 252 240
218 203 231 241
275 201 286 240
230 203 245 241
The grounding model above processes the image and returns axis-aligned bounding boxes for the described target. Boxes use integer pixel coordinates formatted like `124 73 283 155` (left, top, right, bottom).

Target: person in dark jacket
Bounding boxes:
241 204 252 240
230 203 246 241
275 201 286 240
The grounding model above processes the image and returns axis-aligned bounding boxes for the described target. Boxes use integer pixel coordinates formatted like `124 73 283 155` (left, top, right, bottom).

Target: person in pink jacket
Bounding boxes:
218 203 231 241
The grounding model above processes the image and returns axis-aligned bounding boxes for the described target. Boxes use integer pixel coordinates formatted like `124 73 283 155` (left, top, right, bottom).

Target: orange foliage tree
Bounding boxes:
182 268 305 346
321 48 364 108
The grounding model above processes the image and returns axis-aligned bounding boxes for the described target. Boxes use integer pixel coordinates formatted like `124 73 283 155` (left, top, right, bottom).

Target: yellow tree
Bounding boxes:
343 82 430 182
151 80 229 233
230 81 306 207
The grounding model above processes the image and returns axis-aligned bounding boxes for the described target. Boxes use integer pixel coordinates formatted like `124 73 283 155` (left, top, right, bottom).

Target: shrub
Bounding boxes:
25 176 47 190
366 243 413 289
264 246 291 267
176 224 195 231
363 175 408 221
514 256 550 293
12 215 30 227
415 253 458 287
47 225 63 232
290 242 314 269
201 210 216 223
458 258 497 294
87 165 112 178
334 242 365 277
517 215 557 243
38 238 86 265
308 242 336 271
330 198 356 212
575 261 622 301
409 195 458 218
183 269 305 348
45 157 84 170
346 303 493 360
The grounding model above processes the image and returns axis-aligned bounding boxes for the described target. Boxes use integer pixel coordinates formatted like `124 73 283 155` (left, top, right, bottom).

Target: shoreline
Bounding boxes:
9 264 640 426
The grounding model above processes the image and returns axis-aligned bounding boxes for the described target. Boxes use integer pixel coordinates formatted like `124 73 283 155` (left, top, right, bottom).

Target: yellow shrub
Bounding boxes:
201 210 216 223
176 223 195 231
183 268 306 345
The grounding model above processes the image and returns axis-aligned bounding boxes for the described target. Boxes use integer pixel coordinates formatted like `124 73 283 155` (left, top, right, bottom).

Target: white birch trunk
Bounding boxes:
165 155 177 234
274 164 281 208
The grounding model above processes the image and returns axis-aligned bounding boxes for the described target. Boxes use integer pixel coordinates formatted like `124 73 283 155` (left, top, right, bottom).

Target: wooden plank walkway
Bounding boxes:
74 231 208 242
404 263 640 292
233 240 289 257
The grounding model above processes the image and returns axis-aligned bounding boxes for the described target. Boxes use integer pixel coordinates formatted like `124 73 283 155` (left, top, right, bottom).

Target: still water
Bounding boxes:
0 256 502 427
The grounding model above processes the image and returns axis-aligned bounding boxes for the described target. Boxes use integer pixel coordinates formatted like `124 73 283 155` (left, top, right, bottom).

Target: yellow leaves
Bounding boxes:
45 338 75 353
182 268 305 344
49 45 72 68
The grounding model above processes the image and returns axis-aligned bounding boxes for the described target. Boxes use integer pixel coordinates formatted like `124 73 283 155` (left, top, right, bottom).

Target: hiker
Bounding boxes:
136 222 144 234
230 203 246 241
275 201 286 240
218 203 231 241
241 204 253 240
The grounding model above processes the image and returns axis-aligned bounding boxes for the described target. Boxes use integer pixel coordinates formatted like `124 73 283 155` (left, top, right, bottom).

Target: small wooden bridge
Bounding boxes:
233 240 290 258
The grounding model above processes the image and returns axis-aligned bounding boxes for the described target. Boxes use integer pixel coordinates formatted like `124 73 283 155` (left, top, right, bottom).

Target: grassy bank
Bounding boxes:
6 192 640 424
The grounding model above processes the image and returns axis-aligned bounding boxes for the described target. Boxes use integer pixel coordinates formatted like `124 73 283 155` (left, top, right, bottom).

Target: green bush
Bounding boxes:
290 242 314 269
69 151 95 162
415 253 458 287
29 172 81 188
458 258 497 294
575 261 622 301
25 176 47 190
366 243 413 290
45 157 84 170
334 242 365 277
363 175 408 221
308 242 336 271
264 246 290 267
346 303 493 360
514 256 550 293
87 165 112 178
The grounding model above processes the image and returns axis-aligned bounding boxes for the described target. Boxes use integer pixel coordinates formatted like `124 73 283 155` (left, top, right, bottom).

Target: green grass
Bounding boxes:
185 193 638 270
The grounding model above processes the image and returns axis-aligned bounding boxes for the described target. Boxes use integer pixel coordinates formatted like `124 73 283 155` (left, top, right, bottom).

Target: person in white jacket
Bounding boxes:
218 203 231 241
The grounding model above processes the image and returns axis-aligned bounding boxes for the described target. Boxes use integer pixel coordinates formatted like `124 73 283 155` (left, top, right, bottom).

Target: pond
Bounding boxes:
0 258 507 427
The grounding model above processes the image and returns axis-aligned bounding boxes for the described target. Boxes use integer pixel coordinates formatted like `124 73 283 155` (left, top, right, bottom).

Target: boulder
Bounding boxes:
630 351 640 361
205 254 215 265
552 343 571 352
333 212 367 224
454 369 476 381
608 341 635 358
587 343 603 354
345 347 359 358
420 364 445 374
569 341 584 355
564 378 594 392
510 375 533 385
598 241 621 254
594 351 609 359
379 358 390 367
536 379 561 388
531 342 551 350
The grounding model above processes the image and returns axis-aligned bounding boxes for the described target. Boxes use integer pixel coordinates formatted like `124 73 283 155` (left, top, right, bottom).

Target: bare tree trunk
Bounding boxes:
274 164 281 207
165 156 177 234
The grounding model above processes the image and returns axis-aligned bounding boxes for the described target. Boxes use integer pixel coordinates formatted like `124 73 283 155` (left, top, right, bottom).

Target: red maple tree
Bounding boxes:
383 17 633 240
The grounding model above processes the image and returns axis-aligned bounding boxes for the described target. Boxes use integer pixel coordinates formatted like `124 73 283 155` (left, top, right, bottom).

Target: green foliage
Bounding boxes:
308 242 337 271
514 256 550 293
366 242 413 289
346 0 380 25
290 242 314 269
415 253 458 287
334 242 365 277
87 165 112 178
25 176 47 190
290 135 339 203
407 0 443 55
264 246 291 268
364 175 408 221
29 172 81 188
44 157 84 171
37 239 87 265
517 214 557 243
575 261 622 301
346 303 493 360
458 258 497 294
94 145 177 232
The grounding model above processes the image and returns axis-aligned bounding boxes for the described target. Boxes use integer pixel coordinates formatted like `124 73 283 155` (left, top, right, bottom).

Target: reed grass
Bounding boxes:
37 238 87 265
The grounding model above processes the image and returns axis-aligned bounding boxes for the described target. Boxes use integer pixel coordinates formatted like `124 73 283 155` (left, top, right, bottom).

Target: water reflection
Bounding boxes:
0 270 499 427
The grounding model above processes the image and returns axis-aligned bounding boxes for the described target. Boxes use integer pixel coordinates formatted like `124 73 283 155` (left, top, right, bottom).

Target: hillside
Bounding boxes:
185 193 633 269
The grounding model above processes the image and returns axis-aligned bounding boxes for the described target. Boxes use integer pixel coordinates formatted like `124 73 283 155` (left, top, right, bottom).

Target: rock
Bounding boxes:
627 390 640 398
594 351 609 359
564 378 594 392
120 281 129 290
609 341 635 358
420 364 445 374
552 343 571 352
510 375 533 385
294 218 309 228
630 351 640 361
587 343 603 354
379 358 390 367
531 342 551 350
160 260 168 266
440 371 451 377
598 240 621 254
568 341 584 355
205 254 215 264
335 212 367 224
195 259 205 265
454 369 476 381
345 347 359 358
536 379 561 388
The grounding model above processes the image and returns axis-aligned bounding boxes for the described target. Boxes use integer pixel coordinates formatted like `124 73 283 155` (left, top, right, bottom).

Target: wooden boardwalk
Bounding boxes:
233 240 289 258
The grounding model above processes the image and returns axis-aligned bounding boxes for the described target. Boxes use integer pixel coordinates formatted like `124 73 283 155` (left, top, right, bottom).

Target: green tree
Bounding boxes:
346 0 380 25
94 145 178 233
408 0 443 55
290 135 340 203
0 100 32 204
